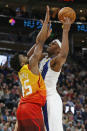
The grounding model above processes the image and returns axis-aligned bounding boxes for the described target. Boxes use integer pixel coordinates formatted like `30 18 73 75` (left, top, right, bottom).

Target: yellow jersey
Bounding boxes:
18 64 46 106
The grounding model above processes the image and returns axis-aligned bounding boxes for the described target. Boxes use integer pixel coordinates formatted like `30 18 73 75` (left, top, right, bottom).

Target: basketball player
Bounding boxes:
27 15 72 131
10 6 51 131
39 17 72 131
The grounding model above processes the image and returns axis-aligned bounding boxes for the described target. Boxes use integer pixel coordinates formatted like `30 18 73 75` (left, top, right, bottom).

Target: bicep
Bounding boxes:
56 53 67 65
51 53 67 71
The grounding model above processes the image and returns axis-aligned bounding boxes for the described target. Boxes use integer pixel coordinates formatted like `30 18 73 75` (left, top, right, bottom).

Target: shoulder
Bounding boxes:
18 65 29 75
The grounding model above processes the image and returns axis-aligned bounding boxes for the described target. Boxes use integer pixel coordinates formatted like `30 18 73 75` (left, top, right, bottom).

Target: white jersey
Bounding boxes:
40 57 61 96
39 57 63 131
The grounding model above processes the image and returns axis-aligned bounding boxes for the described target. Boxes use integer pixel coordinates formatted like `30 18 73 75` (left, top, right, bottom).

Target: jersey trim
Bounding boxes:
41 60 50 131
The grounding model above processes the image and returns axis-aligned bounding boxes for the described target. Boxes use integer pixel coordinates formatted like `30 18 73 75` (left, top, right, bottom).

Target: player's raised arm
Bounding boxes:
58 17 71 63
36 5 51 44
27 5 52 58
27 44 36 58
50 17 72 72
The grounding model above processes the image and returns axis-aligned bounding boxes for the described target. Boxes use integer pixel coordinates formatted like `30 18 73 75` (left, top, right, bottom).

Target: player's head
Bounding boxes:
47 39 61 56
10 53 28 72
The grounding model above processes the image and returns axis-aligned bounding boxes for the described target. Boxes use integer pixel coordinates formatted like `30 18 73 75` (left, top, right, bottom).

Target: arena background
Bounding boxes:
0 0 87 130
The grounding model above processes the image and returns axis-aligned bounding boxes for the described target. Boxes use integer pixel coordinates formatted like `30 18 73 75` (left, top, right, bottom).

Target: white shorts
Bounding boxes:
46 93 63 131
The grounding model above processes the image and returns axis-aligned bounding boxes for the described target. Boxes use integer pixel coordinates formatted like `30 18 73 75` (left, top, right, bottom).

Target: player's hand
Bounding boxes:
40 20 52 39
39 5 50 26
36 5 51 43
44 5 50 23
61 17 72 32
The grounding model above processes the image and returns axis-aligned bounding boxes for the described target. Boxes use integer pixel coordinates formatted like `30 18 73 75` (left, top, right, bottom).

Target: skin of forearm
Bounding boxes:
27 44 36 57
36 21 48 45
60 29 69 58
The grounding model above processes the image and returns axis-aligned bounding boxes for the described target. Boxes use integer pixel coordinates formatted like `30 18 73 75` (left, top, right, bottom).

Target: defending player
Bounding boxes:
10 6 51 131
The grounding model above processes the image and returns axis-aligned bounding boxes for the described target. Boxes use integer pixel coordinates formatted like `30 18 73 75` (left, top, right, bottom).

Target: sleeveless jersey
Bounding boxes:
39 58 61 96
39 58 63 131
18 64 46 106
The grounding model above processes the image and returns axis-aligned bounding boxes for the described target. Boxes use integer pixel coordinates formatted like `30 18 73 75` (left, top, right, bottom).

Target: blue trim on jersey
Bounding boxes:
42 102 49 131
41 60 50 131
41 59 49 80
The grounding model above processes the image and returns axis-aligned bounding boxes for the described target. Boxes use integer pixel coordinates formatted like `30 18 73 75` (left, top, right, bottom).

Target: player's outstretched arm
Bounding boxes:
36 5 51 45
59 17 71 61
27 5 52 58
51 17 72 71
27 44 36 58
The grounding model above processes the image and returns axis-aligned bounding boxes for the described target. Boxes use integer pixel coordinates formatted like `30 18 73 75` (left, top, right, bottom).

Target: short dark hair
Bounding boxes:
10 53 21 72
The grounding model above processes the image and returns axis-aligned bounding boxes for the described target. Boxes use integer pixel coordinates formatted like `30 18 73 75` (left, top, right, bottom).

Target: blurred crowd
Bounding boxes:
0 58 87 131
0 65 20 131
57 60 87 131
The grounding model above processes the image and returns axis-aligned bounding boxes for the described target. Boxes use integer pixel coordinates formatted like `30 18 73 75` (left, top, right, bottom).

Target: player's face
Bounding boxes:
47 41 60 55
19 54 28 66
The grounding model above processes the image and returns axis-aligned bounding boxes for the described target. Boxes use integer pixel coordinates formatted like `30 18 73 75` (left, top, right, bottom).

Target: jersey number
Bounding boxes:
22 80 32 97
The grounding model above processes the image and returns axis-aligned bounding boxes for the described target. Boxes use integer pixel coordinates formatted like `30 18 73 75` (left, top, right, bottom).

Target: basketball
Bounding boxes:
58 7 76 24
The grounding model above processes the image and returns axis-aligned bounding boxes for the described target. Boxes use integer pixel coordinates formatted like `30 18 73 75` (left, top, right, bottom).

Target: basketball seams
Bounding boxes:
58 7 76 23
